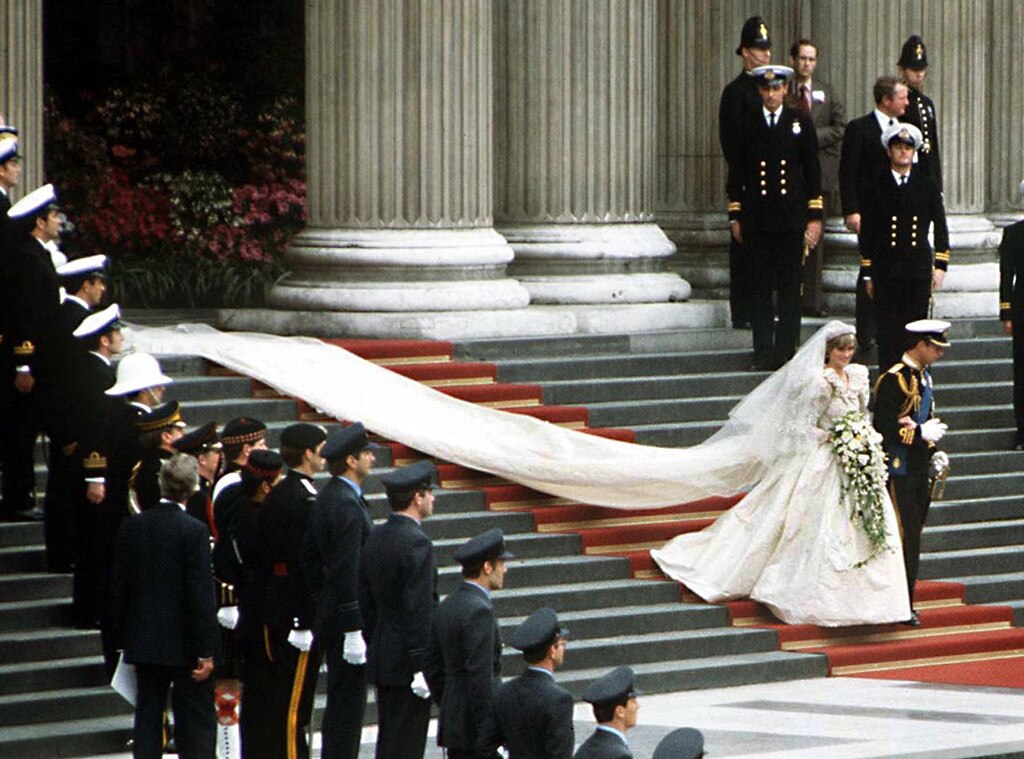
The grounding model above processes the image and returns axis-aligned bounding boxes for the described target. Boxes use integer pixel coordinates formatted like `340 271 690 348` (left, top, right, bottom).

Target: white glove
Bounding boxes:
921 418 948 443
930 450 950 472
217 606 239 630
288 629 314 652
411 671 431 699
342 630 367 665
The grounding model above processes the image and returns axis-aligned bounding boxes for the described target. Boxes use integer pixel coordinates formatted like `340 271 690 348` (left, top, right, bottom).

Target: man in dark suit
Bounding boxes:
481 607 573 759
839 76 909 352
1 184 62 521
727 65 822 370
427 529 513 759
301 422 378 759
999 182 1024 449
573 666 641 759
898 35 942 191
786 39 845 316
360 460 439 759
112 453 218 759
68 304 122 628
131 401 188 512
719 16 772 330
860 123 950 371
873 320 950 626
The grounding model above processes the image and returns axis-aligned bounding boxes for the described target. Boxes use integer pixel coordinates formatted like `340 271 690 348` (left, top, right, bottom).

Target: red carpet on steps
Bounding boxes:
205 336 1024 690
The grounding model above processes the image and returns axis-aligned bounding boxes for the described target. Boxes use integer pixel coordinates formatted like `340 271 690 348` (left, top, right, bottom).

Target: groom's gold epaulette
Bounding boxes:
872 363 920 419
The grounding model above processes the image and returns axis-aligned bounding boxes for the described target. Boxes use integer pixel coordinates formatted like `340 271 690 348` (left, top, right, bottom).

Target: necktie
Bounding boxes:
769 112 776 128
800 85 811 113
889 118 895 126
900 175 907 187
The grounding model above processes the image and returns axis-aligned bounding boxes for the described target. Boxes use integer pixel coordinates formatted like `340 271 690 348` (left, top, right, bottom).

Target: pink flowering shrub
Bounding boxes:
44 86 305 307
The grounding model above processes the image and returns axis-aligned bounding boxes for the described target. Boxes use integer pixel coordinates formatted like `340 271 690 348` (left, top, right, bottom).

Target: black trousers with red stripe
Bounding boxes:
240 628 319 759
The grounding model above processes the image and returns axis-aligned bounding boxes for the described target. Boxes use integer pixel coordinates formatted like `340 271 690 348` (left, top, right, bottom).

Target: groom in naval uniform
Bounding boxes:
872 320 950 626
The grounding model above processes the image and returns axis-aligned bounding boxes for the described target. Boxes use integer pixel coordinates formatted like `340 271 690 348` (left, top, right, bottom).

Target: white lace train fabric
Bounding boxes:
132 320 910 625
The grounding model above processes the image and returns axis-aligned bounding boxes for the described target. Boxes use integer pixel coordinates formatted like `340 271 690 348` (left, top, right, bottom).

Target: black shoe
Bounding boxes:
901 610 921 627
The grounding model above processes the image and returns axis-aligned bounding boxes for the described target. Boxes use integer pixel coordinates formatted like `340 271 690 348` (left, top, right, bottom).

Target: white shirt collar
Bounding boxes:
892 169 910 184
596 726 628 746
64 294 90 310
762 105 783 124
89 351 112 366
874 109 897 131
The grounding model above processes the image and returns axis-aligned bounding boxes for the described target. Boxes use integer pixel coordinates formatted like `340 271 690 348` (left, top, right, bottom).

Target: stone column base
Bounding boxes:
270 228 530 312
218 301 725 341
501 222 688 304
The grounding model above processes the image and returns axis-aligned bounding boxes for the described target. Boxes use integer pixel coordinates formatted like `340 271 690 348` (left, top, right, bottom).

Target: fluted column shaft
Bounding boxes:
986 0 1024 222
269 0 530 319
493 0 683 305
0 0 43 193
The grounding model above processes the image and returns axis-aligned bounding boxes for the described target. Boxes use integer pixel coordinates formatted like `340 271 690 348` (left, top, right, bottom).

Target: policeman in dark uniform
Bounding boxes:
860 123 950 372
68 304 122 627
481 607 574 759
719 16 772 329
573 666 642 759
427 528 514 759
727 65 823 370
130 400 187 513
898 35 942 192
999 182 1024 449
171 421 222 531
1 184 62 521
360 460 440 759
652 728 704 759
300 422 377 759
243 422 327 759
872 320 950 626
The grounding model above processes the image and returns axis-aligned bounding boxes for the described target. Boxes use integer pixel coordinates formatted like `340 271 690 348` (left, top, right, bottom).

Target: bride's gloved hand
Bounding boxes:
921 418 948 443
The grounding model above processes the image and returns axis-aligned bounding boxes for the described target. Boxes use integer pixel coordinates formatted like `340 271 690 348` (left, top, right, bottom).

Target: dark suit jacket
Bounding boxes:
573 728 632 759
132 448 174 512
859 167 949 281
839 111 889 217
113 499 218 667
903 87 942 191
1000 221 1024 322
787 79 845 197
1 234 60 377
481 668 575 759
105 401 147 532
726 106 822 232
301 475 372 641
425 581 502 750
359 512 437 686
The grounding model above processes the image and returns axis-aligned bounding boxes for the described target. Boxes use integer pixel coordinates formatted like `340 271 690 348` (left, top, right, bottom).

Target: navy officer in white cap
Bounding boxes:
1 184 63 522
427 527 514 759
873 319 950 626
860 122 950 371
574 665 642 759
727 64 823 371
481 606 573 759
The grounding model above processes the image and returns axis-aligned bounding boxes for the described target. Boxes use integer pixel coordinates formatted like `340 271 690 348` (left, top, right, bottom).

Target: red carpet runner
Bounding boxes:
212 337 1024 689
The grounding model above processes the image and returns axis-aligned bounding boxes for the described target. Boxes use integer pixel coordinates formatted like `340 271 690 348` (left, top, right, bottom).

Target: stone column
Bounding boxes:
0 0 43 193
986 0 1024 225
656 0 803 300
234 0 571 339
493 0 686 307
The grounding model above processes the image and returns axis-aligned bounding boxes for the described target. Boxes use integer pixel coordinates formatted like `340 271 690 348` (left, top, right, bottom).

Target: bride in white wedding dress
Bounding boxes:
651 321 912 626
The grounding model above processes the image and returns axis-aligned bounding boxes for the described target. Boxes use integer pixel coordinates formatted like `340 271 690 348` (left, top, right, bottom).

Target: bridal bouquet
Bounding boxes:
829 410 890 566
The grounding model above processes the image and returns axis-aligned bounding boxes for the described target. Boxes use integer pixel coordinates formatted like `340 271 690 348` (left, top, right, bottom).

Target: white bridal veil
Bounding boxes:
132 320 856 510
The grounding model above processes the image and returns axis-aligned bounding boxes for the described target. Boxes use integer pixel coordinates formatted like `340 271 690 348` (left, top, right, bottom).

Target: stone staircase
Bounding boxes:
1 316 1022 757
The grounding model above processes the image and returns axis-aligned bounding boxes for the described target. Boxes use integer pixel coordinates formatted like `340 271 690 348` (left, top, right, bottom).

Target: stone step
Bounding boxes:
921 544 1024 579
946 450 1024 476
922 519 1024 553
0 629 100 665
948 571 1024 605
0 686 130 728
434 532 582 567
499 602 730 639
493 350 753 383
0 656 107 697
541 372 763 405
0 523 42 549
177 397 300 425
155 375 253 402
0 573 72 602
0 545 47 574
0 713 132 759
0 599 70 632
492 578 682 617
586 396 737 427
941 472 1024 500
928 496 1024 526
942 427 1017 453
438 555 622 596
